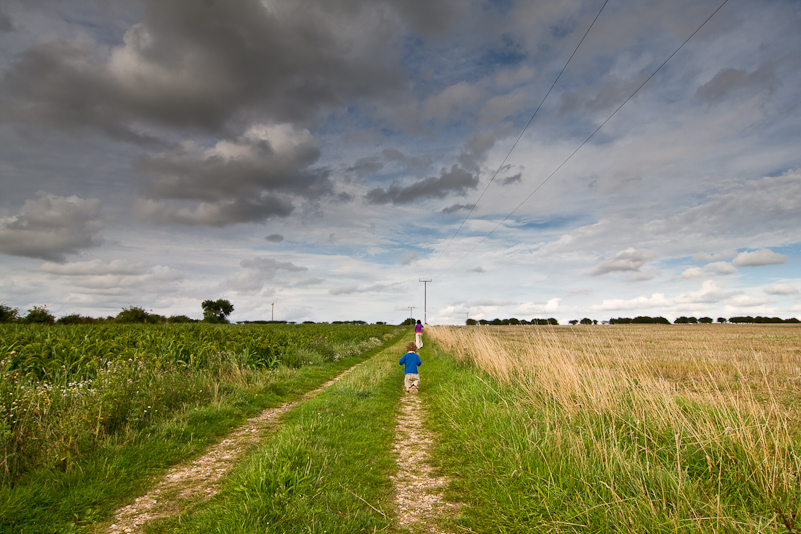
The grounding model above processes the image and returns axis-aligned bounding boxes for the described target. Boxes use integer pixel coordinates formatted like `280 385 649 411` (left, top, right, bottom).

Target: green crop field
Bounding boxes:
0 322 402 533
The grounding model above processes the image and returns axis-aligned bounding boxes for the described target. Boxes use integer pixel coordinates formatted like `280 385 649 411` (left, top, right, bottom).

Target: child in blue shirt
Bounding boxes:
399 341 422 394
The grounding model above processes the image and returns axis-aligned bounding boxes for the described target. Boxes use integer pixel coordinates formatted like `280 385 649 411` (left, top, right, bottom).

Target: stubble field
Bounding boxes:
425 323 801 532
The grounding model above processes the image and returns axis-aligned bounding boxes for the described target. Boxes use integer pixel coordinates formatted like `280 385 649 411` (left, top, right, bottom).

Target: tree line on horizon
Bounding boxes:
2 303 798 327
467 315 799 326
0 301 385 326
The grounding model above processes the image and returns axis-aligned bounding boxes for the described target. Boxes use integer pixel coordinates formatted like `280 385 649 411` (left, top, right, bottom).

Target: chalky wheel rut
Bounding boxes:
392 392 460 533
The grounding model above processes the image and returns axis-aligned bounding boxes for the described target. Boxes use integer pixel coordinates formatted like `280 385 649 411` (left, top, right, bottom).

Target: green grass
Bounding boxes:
0 328 407 534
7 323 797 533
143 336 411 534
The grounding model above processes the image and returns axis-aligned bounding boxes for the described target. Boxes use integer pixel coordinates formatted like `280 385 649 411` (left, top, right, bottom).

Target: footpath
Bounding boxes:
100 335 459 534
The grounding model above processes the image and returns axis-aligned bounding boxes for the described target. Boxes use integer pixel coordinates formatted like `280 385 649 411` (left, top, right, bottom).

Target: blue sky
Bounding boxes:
0 0 799 324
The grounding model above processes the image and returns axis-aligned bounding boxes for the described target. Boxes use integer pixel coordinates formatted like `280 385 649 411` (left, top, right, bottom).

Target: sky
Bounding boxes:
0 0 799 325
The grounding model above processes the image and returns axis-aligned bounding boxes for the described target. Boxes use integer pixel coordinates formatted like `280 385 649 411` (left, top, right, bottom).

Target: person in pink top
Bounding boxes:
414 319 423 349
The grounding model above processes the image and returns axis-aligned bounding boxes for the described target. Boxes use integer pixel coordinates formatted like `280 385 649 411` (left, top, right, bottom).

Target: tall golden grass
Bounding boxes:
428 324 801 502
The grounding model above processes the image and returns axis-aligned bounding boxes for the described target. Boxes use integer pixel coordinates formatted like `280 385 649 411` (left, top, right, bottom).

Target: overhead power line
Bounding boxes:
443 0 732 272
427 0 610 273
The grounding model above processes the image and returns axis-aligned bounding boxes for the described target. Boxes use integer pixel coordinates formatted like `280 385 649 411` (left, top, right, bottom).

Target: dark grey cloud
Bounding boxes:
0 9 14 32
135 195 294 227
763 283 798 296
696 63 777 102
135 125 332 225
441 203 476 214
347 157 384 178
265 234 285 243
559 73 651 117
0 0 413 137
501 172 522 185
0 192 103 262
365 165 478 205
585 248 654 276
732 249 787 267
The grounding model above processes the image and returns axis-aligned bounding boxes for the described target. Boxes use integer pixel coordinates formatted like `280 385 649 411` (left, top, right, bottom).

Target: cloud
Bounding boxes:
676 280 740 305
681 267 708 279
347 157 384 179
590 293 672 312
329 283 402 296
0 9 14 32
469 266 486 273
41 260 182 292
559 73 650 116
732 249 787 267
514 297 560 315
0 192 103 262
764 283 799 296
228 257 308 292
682 261 737 279
365 166 478 205
441 203 476 215
401 251 418 266
696 63 778 102
265 234 285 243
706 262 737 275
693 251 737 262
727 294 772 308
133 124 334 226
0 0 406 137
382 149 432 172
40 259 146 276
585 248 654 276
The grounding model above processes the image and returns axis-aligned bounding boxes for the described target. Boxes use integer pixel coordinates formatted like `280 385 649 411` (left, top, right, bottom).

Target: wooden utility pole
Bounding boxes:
419 279 432 324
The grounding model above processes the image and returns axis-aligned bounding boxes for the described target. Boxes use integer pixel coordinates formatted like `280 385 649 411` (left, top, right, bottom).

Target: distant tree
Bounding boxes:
579 318 593 325
0 304 19 323
466 318 477 326
786 317 800 323
699 317 713 324
401 318 416 326
116 306 151 323
56 313 93 325
167 315 195 323
717 317 727 323
569 320 579 325
23 305 55 325
202 299 234 323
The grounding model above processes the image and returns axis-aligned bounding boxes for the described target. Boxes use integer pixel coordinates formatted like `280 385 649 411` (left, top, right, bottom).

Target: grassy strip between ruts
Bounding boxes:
141 335 414 534
0 329 408 534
